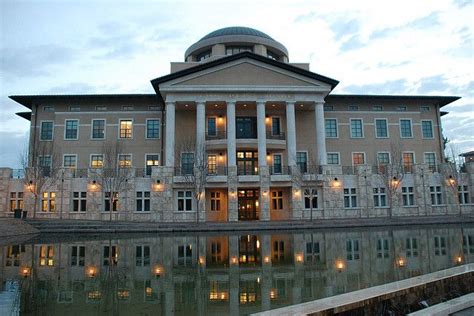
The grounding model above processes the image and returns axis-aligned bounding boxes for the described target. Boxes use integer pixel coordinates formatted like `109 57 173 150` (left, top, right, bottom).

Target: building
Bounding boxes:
1 26 473 221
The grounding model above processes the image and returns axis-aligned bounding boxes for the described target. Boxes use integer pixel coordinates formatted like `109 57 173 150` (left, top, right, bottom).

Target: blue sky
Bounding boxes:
1 0 473 167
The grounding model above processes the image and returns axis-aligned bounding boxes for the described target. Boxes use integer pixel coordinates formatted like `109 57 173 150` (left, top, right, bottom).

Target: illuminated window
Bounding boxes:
271 191 283 210
403 152 415 173
352 152 365 165
210 191 221 211
119 120 132 138
146 154 160 176
41 192 56 212
90 154 103 168
9 192 24 211
118 154 132 167
39 245 54 266
208 155 217 174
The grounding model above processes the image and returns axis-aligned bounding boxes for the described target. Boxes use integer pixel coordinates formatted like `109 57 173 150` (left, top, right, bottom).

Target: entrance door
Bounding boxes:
238 189 259 220
237 151 258 175
236 117 257 139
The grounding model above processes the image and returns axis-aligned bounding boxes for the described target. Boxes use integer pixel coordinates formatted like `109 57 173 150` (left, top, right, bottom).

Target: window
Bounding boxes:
42 192 56 212
325 119 338 138
178 191 193 211
70 246 85 266
430 186 443 205
40 121 54 140
225 46 252 55
306 241 321 262
9 192 24 211
207 117 217 136
63 155 77 169
39 245 54 266
70 106 80 111
304 189 318 209
352 152 365 165
424 153 436 172
92 119 105 139
402 187 415 206
400 119 412 138
272 154 282 174
372 105 383 111
373 188 387 207
103 246 118 266
375 119 388 138
136 191 151 212
459 186 470 204
377 239 389 258
210 192 221 211
348 105 359 111
146 119 160 139
403 152 414 173
90 154 103 168
136 246 150 266
273 240 285 262
420 106 430 112
39 156 52 176
406 238 418 257
149 105 159 111
104 192 118 212
146 154 160 176
397 106 407 111
346 240 360 260
122 105 134 111
43 106 54 112
208 155 217 174
344 188 357 208
377 152 390 165
64 120 78 139
421 120 433 138
118 154 132 168
267 50 280 60
271 191 283 210
434 236 447 256
210 242 222 263
271 117 281 135
350 119 363 138
324 105 334 111
96 106 107 111
5 245 22 266
177 244 193 266
119 120 132 138
296 152 307 173
73 192 87 212
327 153 340 165
181 153 194 175
463 235 474 254
196 50 211 61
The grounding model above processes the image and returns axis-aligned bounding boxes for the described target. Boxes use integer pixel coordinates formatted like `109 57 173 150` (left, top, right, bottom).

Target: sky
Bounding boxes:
1 0 473 168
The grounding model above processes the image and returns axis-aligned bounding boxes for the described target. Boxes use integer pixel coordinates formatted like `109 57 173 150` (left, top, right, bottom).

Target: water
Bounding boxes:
1 224 474 315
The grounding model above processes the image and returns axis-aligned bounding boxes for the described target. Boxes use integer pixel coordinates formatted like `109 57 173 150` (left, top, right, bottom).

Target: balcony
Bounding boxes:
266 131 285 140
205 131 227 140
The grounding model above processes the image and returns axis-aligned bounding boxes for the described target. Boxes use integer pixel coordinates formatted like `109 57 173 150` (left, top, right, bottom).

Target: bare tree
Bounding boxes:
21 141 61 218
91 141 131 221
441 144 463 215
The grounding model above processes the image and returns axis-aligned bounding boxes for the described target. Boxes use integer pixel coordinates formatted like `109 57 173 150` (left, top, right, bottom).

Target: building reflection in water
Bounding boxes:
1 225 474 315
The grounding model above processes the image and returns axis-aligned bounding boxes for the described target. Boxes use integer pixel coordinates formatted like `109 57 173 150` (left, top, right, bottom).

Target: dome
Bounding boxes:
199 26 274 42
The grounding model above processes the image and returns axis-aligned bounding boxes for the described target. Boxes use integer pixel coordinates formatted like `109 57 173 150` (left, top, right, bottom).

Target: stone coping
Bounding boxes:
408 292 474 316
252 264 474 316
0 218 39 241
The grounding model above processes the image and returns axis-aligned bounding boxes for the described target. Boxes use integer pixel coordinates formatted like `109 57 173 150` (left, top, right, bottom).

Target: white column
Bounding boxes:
165 101 175 167
286 101 297 166
257 101 267 166
227 101 236 166
315 101 327 165
196 101 206 162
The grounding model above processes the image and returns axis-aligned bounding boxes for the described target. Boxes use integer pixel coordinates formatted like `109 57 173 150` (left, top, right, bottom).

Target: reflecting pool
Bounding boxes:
1 224 474 315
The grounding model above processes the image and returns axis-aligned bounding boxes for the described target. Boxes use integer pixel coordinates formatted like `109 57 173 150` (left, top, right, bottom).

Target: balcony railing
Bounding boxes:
207 166 228 176
266 131 286 140
206 131 227 140
237 166 259 176
270 165 291 175
174 167 194 176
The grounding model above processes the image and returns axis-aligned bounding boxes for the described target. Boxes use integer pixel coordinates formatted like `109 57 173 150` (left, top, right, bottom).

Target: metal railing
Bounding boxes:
207 166 228 176
270 165 291 175
266 131 286 140
205 131 227 140
174 167 194 176
237 166 259 176
72 169 88 178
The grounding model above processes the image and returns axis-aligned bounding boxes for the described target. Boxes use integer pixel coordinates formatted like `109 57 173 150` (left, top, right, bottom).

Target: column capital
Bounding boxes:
226 101 236 106
314 101 325 106
195 100 206 106
286 101 296 106
165 101 175 106
256 100 266 106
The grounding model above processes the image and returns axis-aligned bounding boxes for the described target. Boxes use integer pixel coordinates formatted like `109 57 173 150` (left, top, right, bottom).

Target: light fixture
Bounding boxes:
300 104 304 107
214 104 218 107
231 256 238 265
295 253 303 263
448 175 456 186
332 177 341 187
396 257 406 267
153 265 163 278
272 104 276 107
455 255 463 265
391 176 399 187
19 266 31 278
335 259 345 272
91 180 97 190
264 256 270 264
184 104 189 107
243 104 247 107
199 256 205 265
86 265 97 278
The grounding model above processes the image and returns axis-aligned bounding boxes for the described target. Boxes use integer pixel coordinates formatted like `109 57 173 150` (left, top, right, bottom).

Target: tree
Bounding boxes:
442 144 463 215
90 141 131 221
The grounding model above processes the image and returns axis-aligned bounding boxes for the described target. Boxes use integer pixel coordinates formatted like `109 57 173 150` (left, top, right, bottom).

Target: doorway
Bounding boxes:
238 189 260 220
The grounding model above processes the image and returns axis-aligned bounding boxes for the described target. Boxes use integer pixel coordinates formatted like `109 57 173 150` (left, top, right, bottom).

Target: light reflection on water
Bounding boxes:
1 224 474 315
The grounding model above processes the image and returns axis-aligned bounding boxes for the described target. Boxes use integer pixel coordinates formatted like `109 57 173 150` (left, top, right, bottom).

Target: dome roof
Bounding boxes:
199 26 274 42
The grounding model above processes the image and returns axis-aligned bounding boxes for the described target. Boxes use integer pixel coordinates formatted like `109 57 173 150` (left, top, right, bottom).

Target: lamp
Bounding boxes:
448 175 456 186
153 265 163 278
91 180 97 190
19 266 31 278
335 259 345 272
396 257 406 267
332 177 341 187
86 265 97 278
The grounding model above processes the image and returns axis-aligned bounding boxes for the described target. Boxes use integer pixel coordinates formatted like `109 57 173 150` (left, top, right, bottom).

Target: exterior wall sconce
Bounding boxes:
86 265 97 278
263 256 270 264
265 115 270 123
230 256 238 265
262 190 268 197
19 266 31 278
90 180 98 190
153 265 163 278
391 177 400 188
295 253 304 263
332 177 341 188
218 115 224 124
26 180 34 191
335 259 345 272
448 175 456 186
270 289 278 299
219 153 224 161
396 257 406 268
154 179 163 192
293 189 301 198
455 255 463 265
199 256 205 265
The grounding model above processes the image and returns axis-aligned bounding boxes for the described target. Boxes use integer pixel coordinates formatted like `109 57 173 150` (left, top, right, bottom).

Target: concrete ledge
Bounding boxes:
408 293 474 316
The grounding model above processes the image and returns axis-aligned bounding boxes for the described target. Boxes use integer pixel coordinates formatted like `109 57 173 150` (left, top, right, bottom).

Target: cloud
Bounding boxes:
343 79 409 94
0 131 28 169
44 82 98 94
330 19 360 41
369 12 440 40
416 75 448 94
453 0 472 8
340 35 365 51
294 12 317 23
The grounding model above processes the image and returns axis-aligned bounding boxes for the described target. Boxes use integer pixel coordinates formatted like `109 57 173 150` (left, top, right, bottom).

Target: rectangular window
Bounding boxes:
296 152 307 173
90 154 103 168
420 106 430 112
177 191 193 211
65 120 78 139
9 192 24 211
177 244 193 266
459 186 470 204
352 152 365 165
63 155 77 169
306 241 321 262
400 119 412 138
434 236 447 256
40 121 54 140
304 189 318 209
136 191 151 212
118 154 132 168
92 119 105 139
271 191 283 210
403 152 414 173
271 117 281 135
146 154 160 176
463 235 474 254
103 246 118 266
146 119 160 139
96 106 107 111
375 119 388 138
5 245 22 266
421 120 434 138
70 106 80 111
430 186 443 205
424 153 436 172
397 106 407 111
377 239 389 259
377 152 390 165
119 120 133 138
372 105 383 111
350 119 363 138
136 245 150 267
327 153 340 165
39 245 54 266
73 192 87 212
207 117 217 136
210 191 221 211
272 154 282 174
181 153 194 175
41 192 56 212
210 242 222 263
324 105 334 111
43 106 54 112
122 105 134 111
70 246 85 266
373 188 387 207
104 192 118 212
39 156 52 177
325 119 338 138
344 188 357 208
406 238 418 257
402 187 415 206
346 240 360 260
208 155 217 175
348 105 359 111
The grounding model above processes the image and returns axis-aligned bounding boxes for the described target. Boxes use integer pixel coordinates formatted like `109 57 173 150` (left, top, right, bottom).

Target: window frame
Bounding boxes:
296 151 308 173
91 119 106 140
207 116 217 137
325 118 338 138
350 118 364 138
399 119 413 138
351 152 366 166
374 118 389 138
64 119 79 140
90 154 104 169
327 152 340 165
421 120 434 139
118 154 133 168
118 119 133 139
271 116 281 136
146 118 160 139
40 120 54 141
145 153 160 176
63 154 77 169
272 153 283 174
177 190 193 212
